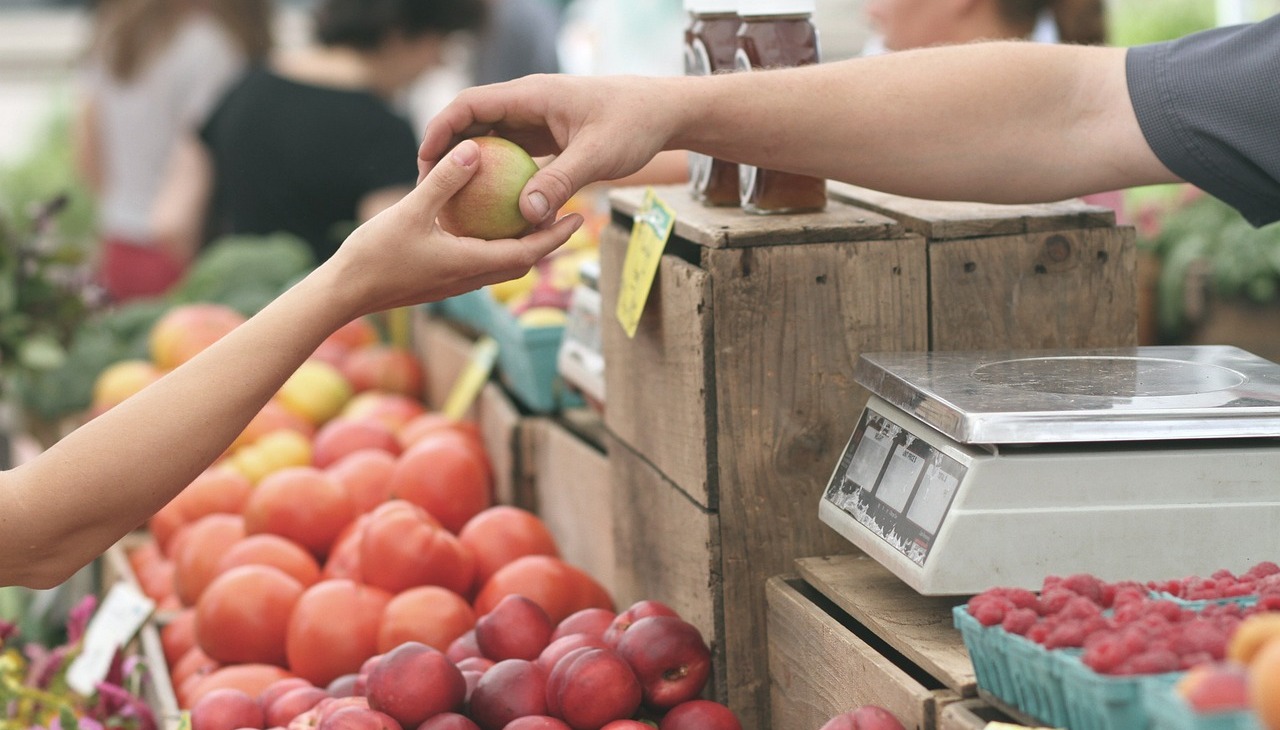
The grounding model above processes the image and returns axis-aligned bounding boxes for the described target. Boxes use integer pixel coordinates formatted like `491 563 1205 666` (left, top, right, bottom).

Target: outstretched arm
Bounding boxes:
420 41 1177 225
0 139 583 589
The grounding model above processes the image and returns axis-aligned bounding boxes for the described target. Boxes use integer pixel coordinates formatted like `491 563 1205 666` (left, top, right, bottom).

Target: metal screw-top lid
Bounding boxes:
737 0 814 16
684 0 739 12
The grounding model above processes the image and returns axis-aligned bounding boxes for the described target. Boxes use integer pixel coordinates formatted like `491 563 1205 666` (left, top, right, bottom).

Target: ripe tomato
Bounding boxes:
286 579 392 686
458 506 560 587
377 586 476 654
474 555 614 624
148 498 187 556
174 467 252 522
360 500 475 596
172 514 246 607
217 533 322 588
311 418 401 469
326 449 398 514
242 466 355 560
184 664 295 710
389 433 492 534
160 608 198 667
197 565 305 666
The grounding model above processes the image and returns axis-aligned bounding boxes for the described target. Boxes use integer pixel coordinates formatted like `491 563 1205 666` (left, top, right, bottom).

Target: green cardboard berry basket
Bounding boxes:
1142 676 1263 730
1055 651 1182 730
427 291 583 413
954 605 1072 728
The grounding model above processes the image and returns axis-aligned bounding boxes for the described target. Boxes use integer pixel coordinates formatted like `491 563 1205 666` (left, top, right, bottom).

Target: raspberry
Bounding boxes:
969 595 1013 626
1083 637 1129 674
1246 561 1280 579
1039 588 1076 616
1212 569 1236 581
1178 651 1214 671
1026 623 1051 644
1043 620 1089 649
1062 574 1106 605
1124 648 1180 675
1060 596 1104 622
1001 608 1039 636
1172 621 1228 658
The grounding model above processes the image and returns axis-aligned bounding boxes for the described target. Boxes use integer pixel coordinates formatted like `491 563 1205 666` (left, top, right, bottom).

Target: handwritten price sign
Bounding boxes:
615 188 676 339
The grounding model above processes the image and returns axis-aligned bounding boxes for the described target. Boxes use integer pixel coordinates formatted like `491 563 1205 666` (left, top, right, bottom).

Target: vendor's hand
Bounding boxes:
329 138 584 318
418 74 677 228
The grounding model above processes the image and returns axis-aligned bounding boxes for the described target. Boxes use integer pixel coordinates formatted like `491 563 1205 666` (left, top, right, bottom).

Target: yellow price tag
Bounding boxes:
442 336 499 421
177 712 192 730
615 188 676 339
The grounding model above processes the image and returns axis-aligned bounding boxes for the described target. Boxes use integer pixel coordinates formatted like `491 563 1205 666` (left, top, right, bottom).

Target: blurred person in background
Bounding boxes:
861 0 1106 54
73 0 273 303
859 0 1124 219
152 0 486 266
472 0 561 85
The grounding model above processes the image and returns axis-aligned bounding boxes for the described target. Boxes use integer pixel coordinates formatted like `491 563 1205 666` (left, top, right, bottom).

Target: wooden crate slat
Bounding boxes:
608 184 903 248
767 576 942 730
929 226 1138 350
606 432 724 701
527 417 617 597
938 699 1023 730
601 225 714 508
477 382 525 507
796 554 977 695
828 182 1116 239
708 236 930 725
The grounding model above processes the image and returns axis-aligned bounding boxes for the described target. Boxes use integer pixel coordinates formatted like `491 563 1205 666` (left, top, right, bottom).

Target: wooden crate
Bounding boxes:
102 538 183 730
522 412 617 597
767 554 1020 730
598 184 1135 729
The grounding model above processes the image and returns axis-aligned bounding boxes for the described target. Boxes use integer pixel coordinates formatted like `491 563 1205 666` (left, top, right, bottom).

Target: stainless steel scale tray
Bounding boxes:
854 346 1280 444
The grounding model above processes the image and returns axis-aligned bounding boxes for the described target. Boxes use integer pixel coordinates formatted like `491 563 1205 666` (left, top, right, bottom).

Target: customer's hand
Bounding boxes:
333 137 584 319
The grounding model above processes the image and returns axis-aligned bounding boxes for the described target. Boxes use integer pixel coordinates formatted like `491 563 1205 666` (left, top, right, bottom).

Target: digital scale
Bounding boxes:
819 345 1280 596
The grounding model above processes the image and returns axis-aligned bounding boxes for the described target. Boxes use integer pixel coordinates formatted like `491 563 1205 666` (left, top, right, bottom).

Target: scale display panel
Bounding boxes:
823 407 968 567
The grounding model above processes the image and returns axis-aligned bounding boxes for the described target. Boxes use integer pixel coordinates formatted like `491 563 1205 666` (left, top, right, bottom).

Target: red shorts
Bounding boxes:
99 237 185 302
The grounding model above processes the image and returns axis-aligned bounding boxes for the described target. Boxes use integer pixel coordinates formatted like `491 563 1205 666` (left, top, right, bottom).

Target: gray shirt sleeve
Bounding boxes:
1126 15 1280 227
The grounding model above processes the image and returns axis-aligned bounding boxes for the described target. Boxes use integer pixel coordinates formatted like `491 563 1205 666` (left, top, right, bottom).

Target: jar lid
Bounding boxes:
737 0 814 15
683 0 739 12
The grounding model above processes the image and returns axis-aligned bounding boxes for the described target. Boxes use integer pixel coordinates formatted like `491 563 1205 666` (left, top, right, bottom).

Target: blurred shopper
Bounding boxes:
862 0 1106 54
859 0 1124 218
472 0 561 85
74 0 273 302
152 0 486 265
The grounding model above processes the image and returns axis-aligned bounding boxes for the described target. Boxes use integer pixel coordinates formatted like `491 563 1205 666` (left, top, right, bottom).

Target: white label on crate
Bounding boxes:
67 582 155 695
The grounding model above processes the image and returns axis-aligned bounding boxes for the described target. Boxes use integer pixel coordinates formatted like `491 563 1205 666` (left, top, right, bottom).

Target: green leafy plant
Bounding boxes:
1138 191 1280 340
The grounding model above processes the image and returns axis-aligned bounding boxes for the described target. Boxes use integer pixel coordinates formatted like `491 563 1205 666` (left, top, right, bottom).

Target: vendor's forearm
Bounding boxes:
670 42 1178 202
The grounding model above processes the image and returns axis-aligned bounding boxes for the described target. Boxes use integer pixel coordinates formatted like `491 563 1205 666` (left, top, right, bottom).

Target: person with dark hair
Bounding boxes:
863 0 1106 53
152 0 487 265
74 0 274 302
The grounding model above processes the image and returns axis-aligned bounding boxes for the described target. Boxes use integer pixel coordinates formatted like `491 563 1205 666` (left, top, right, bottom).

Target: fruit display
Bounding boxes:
957 564 1280 729
100 308 732 730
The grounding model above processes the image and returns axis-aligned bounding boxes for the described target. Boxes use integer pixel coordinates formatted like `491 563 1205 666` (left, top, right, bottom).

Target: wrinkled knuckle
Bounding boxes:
539 166 576 205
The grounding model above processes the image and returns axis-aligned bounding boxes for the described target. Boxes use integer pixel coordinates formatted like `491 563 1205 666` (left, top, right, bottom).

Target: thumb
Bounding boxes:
409 139 481 218
519 147 600 225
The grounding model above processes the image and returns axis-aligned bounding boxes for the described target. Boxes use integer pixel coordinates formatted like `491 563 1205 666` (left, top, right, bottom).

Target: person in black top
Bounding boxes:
153 0 486 264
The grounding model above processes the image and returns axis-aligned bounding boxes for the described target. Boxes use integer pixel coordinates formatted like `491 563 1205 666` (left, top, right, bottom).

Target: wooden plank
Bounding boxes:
929 227 1138 350
767 576 940 730
608 184 904 248
938 699 1024 730
708 236 930 729
600 223 714 508
526 418 617 597
797 554 977 695
476 382 524 508
606 432 723 702
828 182 1116 240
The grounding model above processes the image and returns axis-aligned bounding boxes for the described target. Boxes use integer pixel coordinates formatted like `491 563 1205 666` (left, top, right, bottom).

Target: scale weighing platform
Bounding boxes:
818 345 1280 596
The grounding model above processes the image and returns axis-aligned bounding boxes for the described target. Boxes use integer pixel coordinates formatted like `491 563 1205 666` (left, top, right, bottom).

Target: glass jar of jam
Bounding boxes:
734 0 827 214
684 0 741 206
